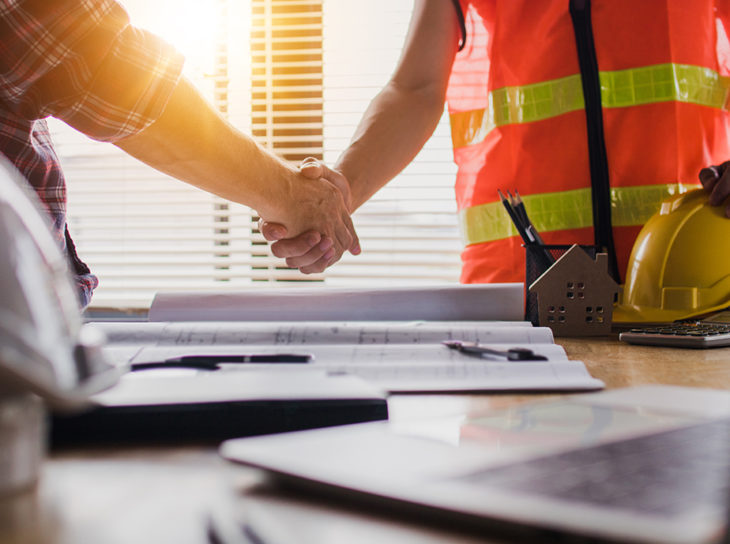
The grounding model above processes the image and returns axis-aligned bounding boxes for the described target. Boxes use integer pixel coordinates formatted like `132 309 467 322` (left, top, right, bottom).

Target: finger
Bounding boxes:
259 220 288 241
299 162 323 179
339 210 360 256
325 248 344 269
270 230 321 259
294 247 337 274
284 237 334 269
709 166 730 206
332 221 354 260
699 165 720 191
300 158 342 185
319 166 352 211
349 231 361 255
299 255 334 274
299 157 323 179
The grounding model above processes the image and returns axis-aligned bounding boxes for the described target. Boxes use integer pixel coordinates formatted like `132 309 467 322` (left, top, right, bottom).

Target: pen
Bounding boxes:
442 340 548 361
167 354 312 364
130 353 313 372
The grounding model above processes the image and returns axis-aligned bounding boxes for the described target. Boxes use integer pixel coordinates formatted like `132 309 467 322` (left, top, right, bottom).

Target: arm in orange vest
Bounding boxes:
261 0 462 273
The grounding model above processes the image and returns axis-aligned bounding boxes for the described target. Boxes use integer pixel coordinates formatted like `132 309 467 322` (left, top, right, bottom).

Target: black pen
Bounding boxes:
166 354 312 364
131 353 313 372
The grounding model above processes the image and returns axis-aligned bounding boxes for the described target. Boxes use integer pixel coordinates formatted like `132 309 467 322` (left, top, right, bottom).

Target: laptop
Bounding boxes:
220 385 730 544
0 154 387 446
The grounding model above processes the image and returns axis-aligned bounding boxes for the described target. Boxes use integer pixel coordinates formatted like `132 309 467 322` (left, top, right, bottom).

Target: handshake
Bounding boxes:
258 157 362 274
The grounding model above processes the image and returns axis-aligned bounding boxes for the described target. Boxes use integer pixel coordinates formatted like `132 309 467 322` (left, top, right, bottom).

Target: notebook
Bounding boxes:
49 366 388 446
220 385 730 544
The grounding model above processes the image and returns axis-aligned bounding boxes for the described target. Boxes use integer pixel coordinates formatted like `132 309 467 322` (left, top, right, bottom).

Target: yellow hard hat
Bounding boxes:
614 188 730 323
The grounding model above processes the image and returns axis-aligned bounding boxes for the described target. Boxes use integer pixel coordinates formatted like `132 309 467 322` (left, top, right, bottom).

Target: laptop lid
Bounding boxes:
220 385 730 544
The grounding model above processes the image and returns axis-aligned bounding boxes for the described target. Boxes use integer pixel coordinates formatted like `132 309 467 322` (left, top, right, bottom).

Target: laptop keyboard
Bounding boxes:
467 419 730 516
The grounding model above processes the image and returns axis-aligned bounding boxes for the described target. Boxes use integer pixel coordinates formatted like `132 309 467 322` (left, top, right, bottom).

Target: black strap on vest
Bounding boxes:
569 0 621 283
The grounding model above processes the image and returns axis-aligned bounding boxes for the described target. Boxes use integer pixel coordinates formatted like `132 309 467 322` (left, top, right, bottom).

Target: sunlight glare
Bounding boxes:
121 0 222 74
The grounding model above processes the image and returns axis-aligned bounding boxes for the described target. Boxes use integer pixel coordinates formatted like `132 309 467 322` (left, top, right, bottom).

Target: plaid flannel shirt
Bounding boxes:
0 0 183 307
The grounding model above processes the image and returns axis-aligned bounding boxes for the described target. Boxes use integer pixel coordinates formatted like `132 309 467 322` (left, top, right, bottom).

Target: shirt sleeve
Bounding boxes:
0 0 184 143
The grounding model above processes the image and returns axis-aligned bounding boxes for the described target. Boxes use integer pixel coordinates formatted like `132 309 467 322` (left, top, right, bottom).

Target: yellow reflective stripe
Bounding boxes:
450 75 585 150
609 183 697 226
459 183 698 246
451 63 730 149
600 63 730 109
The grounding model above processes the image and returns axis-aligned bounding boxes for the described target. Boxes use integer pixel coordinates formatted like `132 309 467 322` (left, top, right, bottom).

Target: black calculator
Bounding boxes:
619 310 730 348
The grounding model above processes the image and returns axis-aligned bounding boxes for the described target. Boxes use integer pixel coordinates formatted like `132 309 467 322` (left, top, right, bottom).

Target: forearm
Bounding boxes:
335 81 446 211
115 77 294 222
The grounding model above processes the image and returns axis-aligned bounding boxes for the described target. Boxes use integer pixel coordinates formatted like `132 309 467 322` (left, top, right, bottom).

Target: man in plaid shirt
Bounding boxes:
0 0 360 307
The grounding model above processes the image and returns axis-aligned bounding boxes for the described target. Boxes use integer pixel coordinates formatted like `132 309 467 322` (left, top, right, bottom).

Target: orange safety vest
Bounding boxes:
447 0 730 284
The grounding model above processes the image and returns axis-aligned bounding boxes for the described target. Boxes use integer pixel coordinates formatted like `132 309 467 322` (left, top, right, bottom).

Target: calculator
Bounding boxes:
619 310 730 348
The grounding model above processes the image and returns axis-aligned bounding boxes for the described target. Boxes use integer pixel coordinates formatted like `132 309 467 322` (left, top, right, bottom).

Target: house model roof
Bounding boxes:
530 244 618 293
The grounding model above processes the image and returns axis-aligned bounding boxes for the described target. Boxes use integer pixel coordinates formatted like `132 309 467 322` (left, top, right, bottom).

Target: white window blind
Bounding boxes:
49 0 461 309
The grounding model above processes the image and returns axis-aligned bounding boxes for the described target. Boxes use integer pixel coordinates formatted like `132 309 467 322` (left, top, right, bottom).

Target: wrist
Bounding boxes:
255 160 298 222
336 162 366 212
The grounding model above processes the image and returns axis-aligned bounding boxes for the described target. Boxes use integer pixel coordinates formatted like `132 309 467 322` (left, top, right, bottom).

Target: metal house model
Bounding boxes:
529 244 619 336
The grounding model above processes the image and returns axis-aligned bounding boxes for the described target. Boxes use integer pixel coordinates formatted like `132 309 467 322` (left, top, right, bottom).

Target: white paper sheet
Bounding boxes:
122 345 599 393
95 321 603 393
148 284 524 322
96 320 550 346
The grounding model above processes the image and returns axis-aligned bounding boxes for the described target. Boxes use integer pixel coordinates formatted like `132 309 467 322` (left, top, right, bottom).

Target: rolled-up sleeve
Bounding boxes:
0 0 184 142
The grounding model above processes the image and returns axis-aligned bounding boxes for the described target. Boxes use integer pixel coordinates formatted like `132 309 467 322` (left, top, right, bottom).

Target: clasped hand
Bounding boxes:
260 158 359 274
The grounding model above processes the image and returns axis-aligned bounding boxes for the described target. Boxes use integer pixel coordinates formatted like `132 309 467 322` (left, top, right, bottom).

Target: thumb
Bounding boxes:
299 161 323 180
259 219 288 241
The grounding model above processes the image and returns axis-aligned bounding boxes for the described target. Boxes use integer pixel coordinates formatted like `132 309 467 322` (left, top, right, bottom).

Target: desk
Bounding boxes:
3 337 730 544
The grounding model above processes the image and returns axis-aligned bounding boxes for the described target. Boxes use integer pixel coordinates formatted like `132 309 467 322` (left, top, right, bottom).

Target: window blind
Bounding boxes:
49 0 461 309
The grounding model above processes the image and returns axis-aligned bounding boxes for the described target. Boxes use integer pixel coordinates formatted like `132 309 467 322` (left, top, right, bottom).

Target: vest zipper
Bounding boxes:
569 0 621 282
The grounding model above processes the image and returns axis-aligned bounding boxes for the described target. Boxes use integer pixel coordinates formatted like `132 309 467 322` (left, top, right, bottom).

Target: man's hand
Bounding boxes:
700 160 730 216
260 158 360 274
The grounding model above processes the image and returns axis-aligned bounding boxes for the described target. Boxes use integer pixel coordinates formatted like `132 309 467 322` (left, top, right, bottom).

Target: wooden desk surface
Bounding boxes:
3 337 729 544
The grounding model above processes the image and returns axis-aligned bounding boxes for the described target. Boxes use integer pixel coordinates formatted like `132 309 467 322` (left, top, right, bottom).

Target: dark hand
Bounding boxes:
699 160 730 216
